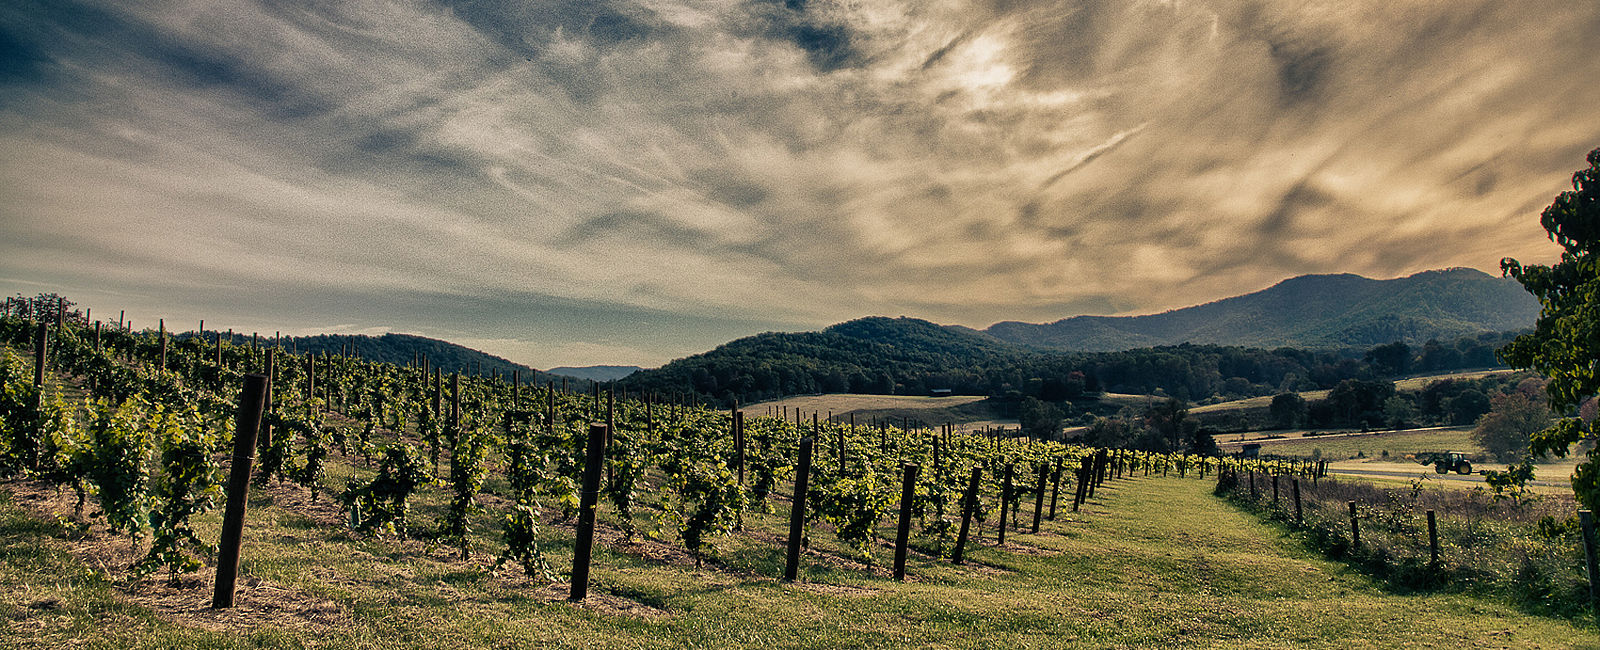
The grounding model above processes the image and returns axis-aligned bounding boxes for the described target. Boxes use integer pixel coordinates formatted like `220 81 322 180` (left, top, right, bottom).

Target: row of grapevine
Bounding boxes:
0 313 1283 590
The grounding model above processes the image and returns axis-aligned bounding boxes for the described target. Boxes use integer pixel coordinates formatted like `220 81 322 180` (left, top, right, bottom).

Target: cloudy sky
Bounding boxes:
2 0 1598 368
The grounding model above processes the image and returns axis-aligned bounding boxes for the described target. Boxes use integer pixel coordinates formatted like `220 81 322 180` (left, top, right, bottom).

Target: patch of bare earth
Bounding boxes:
531 582 671 620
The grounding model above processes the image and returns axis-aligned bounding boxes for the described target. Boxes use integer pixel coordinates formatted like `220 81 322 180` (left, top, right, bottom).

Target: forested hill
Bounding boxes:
545 365 644 382
984 268 1538 352
618 317 1040 402
226 332 552 382
616 314 1520 407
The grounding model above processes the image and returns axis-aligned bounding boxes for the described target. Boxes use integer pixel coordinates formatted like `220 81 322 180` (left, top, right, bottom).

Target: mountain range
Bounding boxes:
978 268 1537 351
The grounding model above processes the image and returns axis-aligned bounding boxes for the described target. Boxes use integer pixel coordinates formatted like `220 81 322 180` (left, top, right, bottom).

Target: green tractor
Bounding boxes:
1417 451 1473 475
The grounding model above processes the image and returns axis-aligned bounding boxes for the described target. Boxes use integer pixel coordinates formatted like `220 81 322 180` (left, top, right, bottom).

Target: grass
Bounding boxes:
4 473 1594 649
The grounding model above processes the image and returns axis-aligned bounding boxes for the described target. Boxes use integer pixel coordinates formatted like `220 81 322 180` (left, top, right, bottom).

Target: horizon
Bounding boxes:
3 1 1596 367
2 265 1519 370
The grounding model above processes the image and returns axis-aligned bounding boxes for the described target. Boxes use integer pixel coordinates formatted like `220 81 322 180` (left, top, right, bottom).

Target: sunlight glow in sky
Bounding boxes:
2 1 1598 367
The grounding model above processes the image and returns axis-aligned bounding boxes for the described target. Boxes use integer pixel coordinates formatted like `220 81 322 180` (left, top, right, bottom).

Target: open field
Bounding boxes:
1216 425 1585 490
748 393 1006 430
5 475 1594 649
1215 426 1483 459
1191 369 1514 415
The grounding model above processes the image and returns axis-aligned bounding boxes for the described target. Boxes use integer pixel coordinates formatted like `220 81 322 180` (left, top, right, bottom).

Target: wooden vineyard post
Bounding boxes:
1031 463 1047 533
997 464 1014 546
1048 459 1063 520
834 415 846 475
451 373 462 436
735 411 746 486
1073 458 1090 512
212 374 269 609
784 437 815 582
94 321 102 351
261 350 276 450
1580 510 1598 617
546 383 556 435
158 319 167 371
1272 475 1279 508
511 369 520 407
1427 510 1439 568
893 463 919 581
952 466 983 565
1292 478 1303 525
1249 471 1257 501
1348 501 1360 549
570 423 608 602
32 323 46 392
432 370 443 424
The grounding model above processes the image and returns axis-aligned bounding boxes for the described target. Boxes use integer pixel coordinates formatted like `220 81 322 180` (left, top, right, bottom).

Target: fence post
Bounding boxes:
998 464 1014 546
1579 510 1597 617
735 411 746 486
1048 459 1063 521
893 463 919 581
32 323 47 390
1348 500 1360 549
212 374 269 609
952 466 982 565
1073 458 1090 512
1427 510 1439 568
784 437 815 582
569 423 608 602
1292 478 1303 525
1031 463 1047 533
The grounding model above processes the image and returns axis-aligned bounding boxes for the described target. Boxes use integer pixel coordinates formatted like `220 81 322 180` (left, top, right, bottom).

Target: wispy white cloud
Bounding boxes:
2 0 1597 366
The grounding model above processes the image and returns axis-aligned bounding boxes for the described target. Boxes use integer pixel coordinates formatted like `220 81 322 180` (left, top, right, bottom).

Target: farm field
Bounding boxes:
1191 369 1513 416
1215 426 1484 459
749 393 1005 431
5 475 1595 649
1216 425 1585 490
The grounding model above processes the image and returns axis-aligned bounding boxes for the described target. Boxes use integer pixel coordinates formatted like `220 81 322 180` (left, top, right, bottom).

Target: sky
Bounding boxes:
3 0 1599 369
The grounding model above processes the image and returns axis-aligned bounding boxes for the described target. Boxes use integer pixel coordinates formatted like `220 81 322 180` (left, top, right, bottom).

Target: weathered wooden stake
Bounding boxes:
1292 478 1303 525
1031 463 1047 533
1579 510 1598 617
997 464 1014 545
952 466 982 565
784 437 815 582
32 323 46 390
1048 460 1063 520
1427 510 1439 567
893 463 919 581
569 423 608 602
1073 458 1090 512
1348 500 1360 549
212 374 269 609
735 411 746 486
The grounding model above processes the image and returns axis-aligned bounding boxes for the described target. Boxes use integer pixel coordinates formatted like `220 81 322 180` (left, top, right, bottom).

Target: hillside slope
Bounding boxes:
984 268 1537 351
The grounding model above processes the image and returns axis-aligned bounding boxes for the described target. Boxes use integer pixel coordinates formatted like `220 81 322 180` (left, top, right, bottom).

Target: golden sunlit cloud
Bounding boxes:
1 0 1597 366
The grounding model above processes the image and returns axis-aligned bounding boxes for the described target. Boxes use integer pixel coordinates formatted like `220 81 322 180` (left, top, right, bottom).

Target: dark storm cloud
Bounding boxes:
3 0 1599 365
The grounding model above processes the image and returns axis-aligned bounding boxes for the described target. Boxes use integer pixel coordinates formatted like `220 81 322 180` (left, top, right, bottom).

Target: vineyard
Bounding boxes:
1 309 1597 648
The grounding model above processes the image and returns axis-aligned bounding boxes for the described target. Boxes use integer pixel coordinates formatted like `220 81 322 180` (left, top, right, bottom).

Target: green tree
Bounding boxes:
1382 396 1415 429
1364 341 1411 377
1500 146 1600 510
1269 392 1307 429
1018 397 1065 440
1473 390 1551 463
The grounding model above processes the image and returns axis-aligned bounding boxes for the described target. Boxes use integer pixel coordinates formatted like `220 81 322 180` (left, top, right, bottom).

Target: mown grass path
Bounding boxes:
3 477 1595 649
